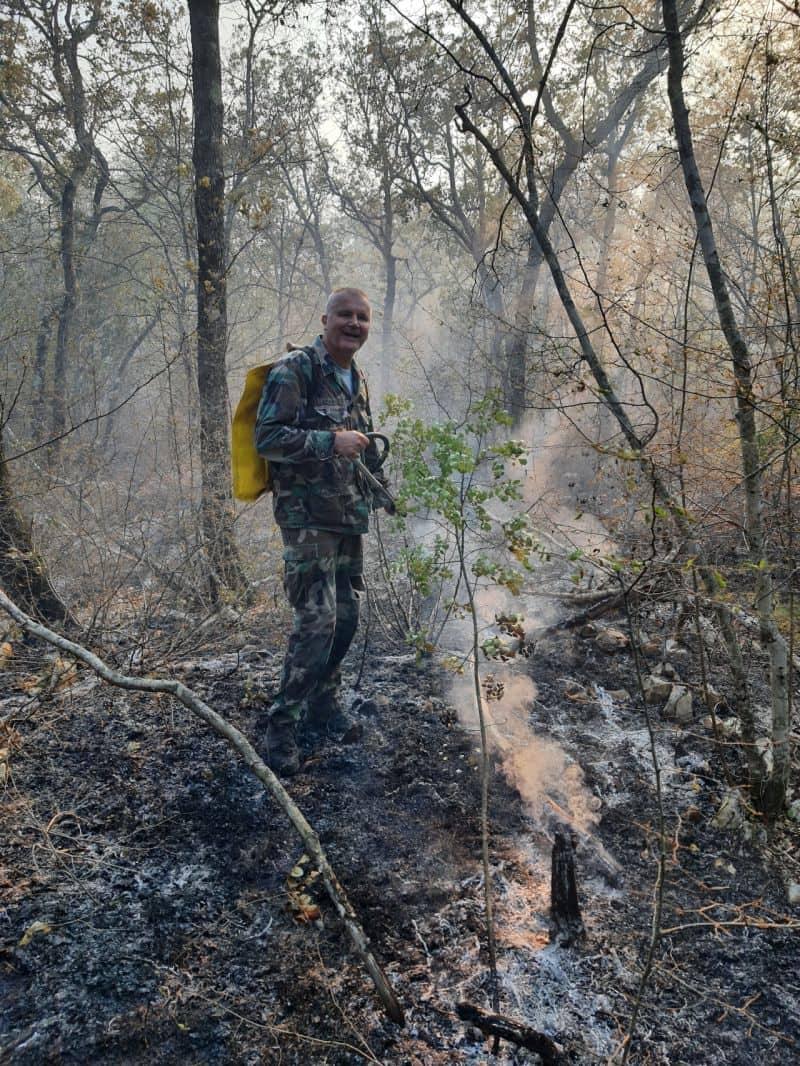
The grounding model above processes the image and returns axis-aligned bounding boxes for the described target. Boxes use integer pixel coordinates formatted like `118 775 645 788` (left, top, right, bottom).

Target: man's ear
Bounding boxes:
321 314 328 327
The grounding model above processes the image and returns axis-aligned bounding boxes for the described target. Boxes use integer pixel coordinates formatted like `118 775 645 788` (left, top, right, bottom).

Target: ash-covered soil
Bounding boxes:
1 591 799 1064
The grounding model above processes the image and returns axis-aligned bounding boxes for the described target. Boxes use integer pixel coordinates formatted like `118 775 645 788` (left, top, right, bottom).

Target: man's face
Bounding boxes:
321 292 371 365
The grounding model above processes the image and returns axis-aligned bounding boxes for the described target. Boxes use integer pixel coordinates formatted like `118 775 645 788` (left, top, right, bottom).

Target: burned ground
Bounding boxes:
1 593 799 1064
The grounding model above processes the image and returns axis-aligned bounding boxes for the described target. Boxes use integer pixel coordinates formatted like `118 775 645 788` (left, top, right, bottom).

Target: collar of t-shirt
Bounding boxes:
332 362 354 395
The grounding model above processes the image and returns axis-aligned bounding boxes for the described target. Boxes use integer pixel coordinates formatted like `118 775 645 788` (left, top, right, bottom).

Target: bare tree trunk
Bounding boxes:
663 0 789 815
51 178 80 452
380 243 397 398
99 315 160 448
33 308 54 411
502 234 541 421
0 420 73 626
47 9 101 457
310 199 333 296
596 109 637 302
188 0 247 600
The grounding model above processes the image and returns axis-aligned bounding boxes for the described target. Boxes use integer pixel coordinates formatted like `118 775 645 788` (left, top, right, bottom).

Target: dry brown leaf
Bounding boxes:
565 690 592 703
51 658 78 691
286 853 323 925
291 902 321 924
18 920 52 947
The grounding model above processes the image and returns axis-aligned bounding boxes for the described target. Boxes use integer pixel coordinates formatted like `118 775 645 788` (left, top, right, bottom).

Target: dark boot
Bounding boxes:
265 715 300 776
306 692 362 742
306 691 346 731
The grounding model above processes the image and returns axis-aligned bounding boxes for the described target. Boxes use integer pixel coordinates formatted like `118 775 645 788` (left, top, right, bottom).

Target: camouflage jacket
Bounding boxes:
254 336 386 534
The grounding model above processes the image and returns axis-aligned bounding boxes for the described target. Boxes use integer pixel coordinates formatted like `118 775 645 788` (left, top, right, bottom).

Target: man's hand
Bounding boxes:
333 430 369 459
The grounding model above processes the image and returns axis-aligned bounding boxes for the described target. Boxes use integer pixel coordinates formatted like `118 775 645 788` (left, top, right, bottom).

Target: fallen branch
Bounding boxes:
0 587 404 1027
550 591 625 631
536 587 620 607
456 1002 565 1063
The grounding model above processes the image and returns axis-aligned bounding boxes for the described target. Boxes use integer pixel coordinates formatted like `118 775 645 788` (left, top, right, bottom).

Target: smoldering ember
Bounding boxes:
1 1 799 1063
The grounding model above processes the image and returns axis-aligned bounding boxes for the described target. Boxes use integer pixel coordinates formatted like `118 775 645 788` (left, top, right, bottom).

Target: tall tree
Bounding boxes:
0 0 116 449
0 399 73 623
322 4 414 395
188 0 246 598
224 32 335 349
388 0 695 419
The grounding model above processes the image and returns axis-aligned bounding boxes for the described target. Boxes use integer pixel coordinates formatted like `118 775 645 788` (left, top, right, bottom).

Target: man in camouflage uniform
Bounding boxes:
255 287 391 775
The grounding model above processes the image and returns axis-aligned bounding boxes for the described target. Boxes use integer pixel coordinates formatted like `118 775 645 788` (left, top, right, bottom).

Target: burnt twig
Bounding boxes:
552 591 625 630
456 1002 566 1063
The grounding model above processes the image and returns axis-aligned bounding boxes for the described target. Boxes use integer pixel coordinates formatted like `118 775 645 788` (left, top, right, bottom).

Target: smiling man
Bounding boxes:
254 287 392 775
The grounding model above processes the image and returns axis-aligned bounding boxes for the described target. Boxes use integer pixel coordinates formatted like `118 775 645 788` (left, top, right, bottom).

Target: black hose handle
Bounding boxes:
366 432 390 470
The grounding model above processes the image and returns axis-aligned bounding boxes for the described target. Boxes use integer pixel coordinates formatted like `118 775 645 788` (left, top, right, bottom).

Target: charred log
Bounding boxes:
553 591 625 631
456 1002 566 1063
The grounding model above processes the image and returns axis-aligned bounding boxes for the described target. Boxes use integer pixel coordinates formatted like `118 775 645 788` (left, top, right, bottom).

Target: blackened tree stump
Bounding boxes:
550 830 585 945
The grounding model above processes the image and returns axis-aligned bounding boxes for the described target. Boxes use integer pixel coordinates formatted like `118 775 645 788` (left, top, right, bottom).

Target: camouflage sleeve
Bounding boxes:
254 356 335 462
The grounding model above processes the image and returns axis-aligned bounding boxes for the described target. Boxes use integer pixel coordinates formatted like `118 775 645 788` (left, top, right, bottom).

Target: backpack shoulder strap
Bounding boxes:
356 365 369 404
283 344 325 407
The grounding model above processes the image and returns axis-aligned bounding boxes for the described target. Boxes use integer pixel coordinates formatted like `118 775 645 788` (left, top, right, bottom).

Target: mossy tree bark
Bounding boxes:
188 0 247 601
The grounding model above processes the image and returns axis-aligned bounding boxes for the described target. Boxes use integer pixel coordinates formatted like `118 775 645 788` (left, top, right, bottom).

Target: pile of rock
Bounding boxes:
579 622 629 652
642 661 693 723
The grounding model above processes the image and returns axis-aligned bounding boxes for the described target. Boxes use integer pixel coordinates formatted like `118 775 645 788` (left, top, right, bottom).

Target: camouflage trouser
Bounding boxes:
269 528 363 724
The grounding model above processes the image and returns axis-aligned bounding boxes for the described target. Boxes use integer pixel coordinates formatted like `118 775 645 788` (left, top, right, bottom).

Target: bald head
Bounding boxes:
321 287 372 367
324 287 371 317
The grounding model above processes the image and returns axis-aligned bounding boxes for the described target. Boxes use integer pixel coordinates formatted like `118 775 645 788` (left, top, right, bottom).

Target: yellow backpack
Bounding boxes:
231 363 273 501
230 346 317 502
